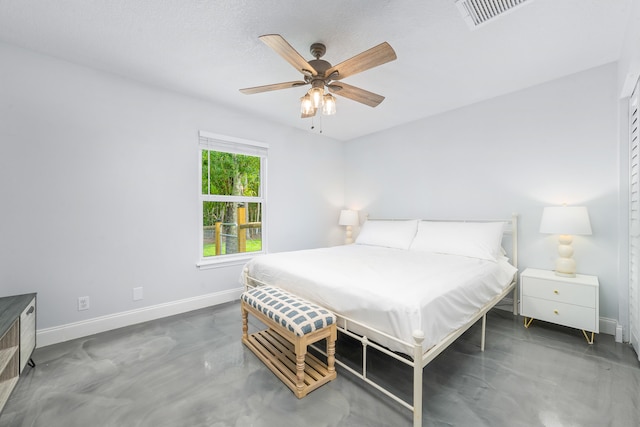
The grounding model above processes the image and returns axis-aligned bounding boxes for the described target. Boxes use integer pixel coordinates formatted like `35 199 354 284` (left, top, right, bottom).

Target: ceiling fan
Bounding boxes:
239 34 397 118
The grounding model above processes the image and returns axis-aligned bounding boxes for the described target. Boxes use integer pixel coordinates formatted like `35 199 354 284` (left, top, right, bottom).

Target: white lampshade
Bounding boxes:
540 206 592 235
339 209 359 226
540 206 592 277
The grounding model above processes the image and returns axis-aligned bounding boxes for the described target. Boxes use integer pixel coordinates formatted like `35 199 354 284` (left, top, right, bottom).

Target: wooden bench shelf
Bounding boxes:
246 328 335 396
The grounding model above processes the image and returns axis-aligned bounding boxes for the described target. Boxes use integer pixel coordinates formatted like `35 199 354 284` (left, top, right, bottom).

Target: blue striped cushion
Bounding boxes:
241 286 335 336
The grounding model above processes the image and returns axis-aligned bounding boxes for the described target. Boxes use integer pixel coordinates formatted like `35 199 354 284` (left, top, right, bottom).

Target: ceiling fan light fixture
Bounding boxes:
322 93 336 115
300 94 314 115
309 86 324 109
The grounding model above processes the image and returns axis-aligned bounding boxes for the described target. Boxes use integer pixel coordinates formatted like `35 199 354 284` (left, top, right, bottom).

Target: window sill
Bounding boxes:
196 252 263 270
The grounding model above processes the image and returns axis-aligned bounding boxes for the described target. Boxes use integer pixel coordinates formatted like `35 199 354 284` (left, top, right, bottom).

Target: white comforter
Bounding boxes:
241 244 517 354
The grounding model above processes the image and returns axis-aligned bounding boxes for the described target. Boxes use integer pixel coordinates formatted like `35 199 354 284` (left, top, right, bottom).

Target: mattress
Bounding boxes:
241 244 517 355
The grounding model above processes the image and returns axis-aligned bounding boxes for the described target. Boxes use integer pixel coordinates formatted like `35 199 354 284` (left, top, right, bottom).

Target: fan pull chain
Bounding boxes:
309 114 322 133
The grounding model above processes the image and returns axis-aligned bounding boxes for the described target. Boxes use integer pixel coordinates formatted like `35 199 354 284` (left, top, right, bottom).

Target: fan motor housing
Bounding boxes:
309 59 332 76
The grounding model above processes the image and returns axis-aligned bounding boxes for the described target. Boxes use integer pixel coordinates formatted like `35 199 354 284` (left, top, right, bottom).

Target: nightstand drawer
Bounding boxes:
521 277 595 308
521 297 597 332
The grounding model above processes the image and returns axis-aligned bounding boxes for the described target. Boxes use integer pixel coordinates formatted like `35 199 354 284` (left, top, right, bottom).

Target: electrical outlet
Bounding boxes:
133 287 143 301
78 296 90 311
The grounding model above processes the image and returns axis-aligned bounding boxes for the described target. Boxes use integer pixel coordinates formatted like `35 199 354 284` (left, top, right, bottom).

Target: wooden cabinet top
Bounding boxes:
0 294 36 337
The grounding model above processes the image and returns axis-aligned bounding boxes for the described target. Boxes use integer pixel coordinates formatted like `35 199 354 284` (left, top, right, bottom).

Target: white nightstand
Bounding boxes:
520 268 599 344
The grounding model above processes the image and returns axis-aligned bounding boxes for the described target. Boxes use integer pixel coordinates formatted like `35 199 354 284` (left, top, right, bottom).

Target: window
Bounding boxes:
198 131 267 266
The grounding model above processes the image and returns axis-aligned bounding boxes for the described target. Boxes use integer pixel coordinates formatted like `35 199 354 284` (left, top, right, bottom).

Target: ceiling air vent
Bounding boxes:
455 0 533 29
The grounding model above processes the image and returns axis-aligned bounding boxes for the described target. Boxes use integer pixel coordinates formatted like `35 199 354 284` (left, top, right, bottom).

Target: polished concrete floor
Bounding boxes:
1 302 639 427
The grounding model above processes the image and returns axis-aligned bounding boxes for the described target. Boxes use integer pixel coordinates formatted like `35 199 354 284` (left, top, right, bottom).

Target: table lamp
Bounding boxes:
338 209 359 244
539 206 592 277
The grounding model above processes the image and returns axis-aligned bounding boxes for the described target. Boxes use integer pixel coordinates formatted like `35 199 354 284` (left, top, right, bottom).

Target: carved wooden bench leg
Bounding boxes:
241 304 249 342
295 337 307 398
327 330 336 376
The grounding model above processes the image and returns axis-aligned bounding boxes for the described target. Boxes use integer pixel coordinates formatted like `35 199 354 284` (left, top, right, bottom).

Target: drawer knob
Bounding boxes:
554 290 559 295
27 306 35 315
554 309 559 315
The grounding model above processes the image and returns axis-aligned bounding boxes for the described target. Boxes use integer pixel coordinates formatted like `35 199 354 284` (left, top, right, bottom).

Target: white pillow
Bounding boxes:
355 220 418 250
409 221 505 261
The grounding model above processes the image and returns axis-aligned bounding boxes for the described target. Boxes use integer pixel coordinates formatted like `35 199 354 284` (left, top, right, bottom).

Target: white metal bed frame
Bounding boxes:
243 214 518 427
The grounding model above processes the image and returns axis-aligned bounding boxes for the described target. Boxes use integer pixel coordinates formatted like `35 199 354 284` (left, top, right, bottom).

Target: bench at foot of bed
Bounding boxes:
240 285 337 398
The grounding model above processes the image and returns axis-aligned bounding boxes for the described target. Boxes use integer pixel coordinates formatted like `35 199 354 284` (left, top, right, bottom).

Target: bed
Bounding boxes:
241 215 518 427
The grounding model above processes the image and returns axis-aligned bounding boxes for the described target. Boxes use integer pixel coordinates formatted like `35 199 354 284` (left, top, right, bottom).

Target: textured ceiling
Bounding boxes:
0 0 633 140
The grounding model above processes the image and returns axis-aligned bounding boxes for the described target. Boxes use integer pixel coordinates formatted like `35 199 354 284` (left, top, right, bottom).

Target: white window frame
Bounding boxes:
197 131 268 269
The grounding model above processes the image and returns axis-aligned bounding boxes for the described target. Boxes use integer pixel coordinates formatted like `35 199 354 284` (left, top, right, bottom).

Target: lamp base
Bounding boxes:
554 235 577 278
344 225 353 245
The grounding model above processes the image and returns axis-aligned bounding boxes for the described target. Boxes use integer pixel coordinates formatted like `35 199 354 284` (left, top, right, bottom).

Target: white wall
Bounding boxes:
618 0 640 98
0 42 345 335
345 63 621 322
0 38 628 341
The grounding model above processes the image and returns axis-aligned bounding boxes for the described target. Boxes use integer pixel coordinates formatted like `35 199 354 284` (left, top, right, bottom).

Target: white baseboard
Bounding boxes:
615 324 623 343
599 317 618 339
37 287 243 348
36 290 622 347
